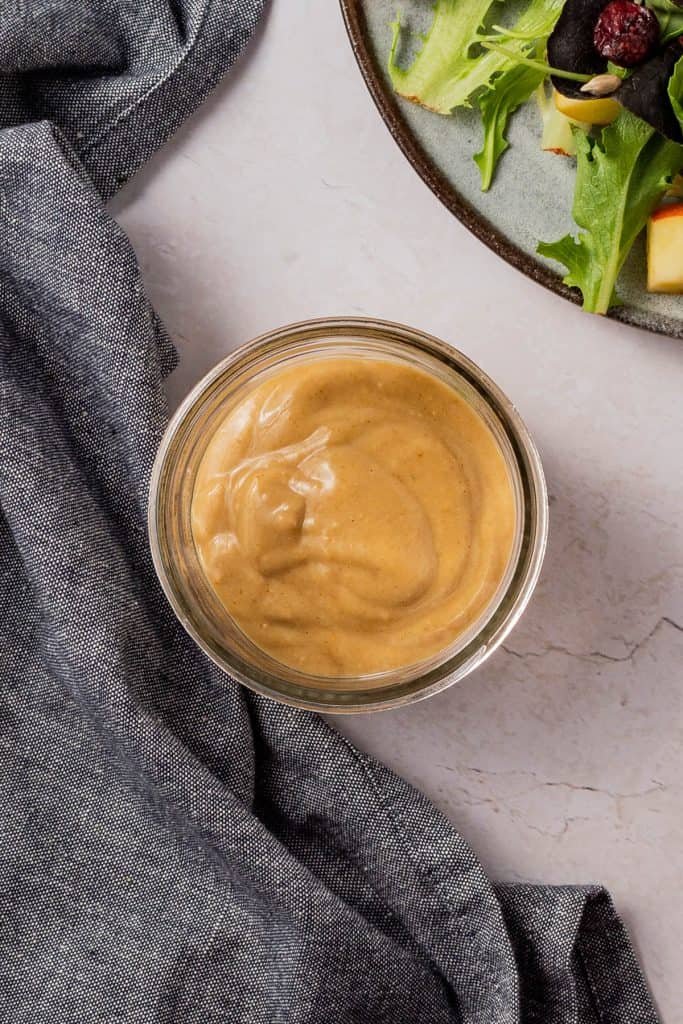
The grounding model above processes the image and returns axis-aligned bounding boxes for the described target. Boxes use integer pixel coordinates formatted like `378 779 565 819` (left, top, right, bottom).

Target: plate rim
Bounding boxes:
339 0 683 341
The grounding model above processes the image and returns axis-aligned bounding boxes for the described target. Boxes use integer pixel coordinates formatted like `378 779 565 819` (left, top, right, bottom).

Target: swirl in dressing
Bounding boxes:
191 358 516 677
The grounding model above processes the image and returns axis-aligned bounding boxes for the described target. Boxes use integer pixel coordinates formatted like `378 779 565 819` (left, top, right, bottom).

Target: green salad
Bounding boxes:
387 0 683 314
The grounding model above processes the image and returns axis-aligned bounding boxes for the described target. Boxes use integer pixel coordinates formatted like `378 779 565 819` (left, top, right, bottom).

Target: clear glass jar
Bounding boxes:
148 318 548 712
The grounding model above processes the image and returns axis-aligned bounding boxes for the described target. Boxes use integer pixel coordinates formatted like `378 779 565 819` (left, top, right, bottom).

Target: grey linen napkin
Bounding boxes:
0 2 660 1021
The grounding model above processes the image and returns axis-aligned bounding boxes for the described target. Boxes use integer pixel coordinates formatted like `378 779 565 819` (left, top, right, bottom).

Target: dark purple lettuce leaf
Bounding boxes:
547 0 608 98
619 44 683 142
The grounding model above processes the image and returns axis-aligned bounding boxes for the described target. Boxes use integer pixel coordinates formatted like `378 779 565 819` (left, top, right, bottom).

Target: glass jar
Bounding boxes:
148 317 548 712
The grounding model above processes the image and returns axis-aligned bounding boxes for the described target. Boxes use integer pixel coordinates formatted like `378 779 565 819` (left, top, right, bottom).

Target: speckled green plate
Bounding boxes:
341 0 683 339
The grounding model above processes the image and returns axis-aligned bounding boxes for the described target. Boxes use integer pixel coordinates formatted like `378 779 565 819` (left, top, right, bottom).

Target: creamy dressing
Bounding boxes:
191 357 516 676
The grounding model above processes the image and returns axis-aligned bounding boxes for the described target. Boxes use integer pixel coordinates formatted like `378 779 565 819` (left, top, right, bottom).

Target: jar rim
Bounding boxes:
149 317 548 713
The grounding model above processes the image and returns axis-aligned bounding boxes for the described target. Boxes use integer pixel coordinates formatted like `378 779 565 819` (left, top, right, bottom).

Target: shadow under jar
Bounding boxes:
149 317 548 713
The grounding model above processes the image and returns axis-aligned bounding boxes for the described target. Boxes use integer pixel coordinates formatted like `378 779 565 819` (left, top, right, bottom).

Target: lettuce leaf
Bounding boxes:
388 0 497 113
388 0 562 114
538 110 683 314
473 1 564 190
668 50 683 132
648 0 683 44
475 64 545 190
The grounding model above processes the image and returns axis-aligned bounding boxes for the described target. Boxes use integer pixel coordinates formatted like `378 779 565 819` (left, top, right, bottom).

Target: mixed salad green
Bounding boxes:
387 0 683 314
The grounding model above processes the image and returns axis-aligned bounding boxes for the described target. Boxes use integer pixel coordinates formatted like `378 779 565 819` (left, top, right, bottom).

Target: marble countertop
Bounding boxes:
112 3 683 1017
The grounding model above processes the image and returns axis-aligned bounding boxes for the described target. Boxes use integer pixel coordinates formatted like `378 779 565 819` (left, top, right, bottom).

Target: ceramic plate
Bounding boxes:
340 0 683 339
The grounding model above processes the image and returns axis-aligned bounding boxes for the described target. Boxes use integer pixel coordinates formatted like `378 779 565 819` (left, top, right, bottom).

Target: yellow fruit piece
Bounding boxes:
553 89 620 126
647 206 683 294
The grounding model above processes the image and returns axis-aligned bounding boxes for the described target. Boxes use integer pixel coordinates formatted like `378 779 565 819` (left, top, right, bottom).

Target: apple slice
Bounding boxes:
647 205 683 294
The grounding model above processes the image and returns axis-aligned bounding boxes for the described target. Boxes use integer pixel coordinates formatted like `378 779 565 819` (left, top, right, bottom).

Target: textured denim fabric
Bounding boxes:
0 2 660 1022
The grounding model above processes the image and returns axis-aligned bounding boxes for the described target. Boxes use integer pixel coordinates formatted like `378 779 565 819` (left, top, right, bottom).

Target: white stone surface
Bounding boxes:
111 3 683 1017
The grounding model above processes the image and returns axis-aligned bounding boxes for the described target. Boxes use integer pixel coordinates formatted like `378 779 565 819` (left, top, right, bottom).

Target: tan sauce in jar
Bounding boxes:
191 357 516 677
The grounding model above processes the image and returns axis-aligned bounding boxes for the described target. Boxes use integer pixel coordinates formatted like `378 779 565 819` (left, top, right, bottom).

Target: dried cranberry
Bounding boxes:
593 1 660 67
